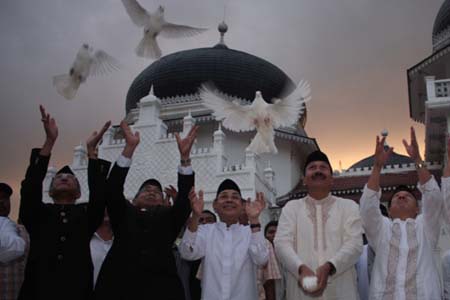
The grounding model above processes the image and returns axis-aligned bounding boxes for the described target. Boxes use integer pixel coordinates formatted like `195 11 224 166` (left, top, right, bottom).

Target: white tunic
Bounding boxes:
0 217 26 263
442 250 450 300
442 177 450 225
274 194 363 300
360 177 442 300
179 222 269 300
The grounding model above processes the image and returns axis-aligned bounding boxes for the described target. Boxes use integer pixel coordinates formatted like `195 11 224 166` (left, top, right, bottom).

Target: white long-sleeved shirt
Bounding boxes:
179 222 269 300
442 250 450 300
360 177 442 300
274 194 363 300
0 217 26 263
442 177 450 224
90 232 113 286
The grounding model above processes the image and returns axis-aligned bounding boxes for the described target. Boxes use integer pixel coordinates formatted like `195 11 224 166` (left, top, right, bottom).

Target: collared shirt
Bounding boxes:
179 222 269 300
0 223 29 300
0 217 26 263
257 239 282 300
360 177 442 300
275 194 363 300
90 232 113 286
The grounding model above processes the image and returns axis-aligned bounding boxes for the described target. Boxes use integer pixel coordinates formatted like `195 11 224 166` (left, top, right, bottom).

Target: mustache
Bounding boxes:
312 172 326 180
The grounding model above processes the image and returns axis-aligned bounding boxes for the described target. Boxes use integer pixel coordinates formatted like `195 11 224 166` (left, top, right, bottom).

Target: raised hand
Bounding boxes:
120 120 140 158
245 192 266 224
189 187 204 217
87 121 111 159
164 185 178 206
402 127 422 163
175 125 199 161
39 105 58 156
40 105 58 143
374 135 393 169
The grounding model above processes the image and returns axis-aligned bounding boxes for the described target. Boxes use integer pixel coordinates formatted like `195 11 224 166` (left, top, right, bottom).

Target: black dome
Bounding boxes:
126 45 295 113
433 0 450 38
349 149 413 170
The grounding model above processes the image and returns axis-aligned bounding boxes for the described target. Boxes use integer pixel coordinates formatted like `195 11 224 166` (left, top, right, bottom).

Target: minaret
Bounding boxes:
73 143 87 168
182 110 195 138
213 122 226 172
135 85 168 139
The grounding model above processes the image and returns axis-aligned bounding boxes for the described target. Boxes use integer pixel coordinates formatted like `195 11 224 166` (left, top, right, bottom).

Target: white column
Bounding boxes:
425 76 437 101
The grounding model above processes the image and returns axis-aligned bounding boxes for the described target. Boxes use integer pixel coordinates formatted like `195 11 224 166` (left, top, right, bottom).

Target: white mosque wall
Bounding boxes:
42 92 314 228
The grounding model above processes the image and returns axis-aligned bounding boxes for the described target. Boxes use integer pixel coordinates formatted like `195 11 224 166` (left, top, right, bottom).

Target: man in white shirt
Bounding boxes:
0 183 26 263
179 179 269 300
442 138 450 300
275 150 363 300
0 183 29 300
360 128 442 300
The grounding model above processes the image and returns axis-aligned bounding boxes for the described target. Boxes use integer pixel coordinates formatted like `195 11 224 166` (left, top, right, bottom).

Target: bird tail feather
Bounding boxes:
52 74 80 100
247 132 278 155
136 35 161 59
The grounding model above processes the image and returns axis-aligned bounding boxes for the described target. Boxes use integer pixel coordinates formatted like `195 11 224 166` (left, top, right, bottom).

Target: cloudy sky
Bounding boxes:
0 0 444 217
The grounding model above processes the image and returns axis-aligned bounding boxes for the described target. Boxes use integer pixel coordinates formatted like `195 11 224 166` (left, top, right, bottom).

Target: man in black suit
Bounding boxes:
94 120 198 300
18 105 110 300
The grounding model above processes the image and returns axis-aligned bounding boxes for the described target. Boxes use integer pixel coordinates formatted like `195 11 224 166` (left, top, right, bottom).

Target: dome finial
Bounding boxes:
218 21 228 45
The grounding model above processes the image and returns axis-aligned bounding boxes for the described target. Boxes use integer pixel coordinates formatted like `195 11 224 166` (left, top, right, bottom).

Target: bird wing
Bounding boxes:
121 0 150 27
199 84 255 132
90 50 120 77
160 22 208 39
267 80 311 128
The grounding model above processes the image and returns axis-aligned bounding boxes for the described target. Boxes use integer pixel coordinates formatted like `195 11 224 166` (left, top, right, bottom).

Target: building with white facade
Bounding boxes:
43 23 318 224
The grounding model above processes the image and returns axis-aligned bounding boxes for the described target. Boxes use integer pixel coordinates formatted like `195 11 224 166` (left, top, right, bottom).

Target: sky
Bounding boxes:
0 0 445 219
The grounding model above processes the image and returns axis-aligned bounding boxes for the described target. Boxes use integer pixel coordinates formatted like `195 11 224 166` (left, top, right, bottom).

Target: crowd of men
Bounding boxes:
2 106 450 300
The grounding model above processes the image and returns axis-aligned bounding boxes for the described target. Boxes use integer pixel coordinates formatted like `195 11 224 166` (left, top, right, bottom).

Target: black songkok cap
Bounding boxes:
216 179 241 198
0 183 13 197
139 178 163 193
391 185 416 200
303 150 332 175
56 165 75 176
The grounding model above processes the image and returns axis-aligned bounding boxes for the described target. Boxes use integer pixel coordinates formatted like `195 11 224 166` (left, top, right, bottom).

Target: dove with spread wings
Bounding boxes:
121 0 207 59
53 44 119 100
200 81 311 154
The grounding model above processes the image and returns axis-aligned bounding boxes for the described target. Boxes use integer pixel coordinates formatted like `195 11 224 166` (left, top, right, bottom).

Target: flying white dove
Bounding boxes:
200 81 311 155
53 44 119 100
121 0 207 59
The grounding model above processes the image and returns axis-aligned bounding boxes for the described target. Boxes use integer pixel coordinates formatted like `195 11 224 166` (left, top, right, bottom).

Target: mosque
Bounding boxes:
42 22 318 224
43 0 450 227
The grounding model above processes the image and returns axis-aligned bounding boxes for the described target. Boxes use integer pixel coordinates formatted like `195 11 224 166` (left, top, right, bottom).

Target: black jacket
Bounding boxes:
93 162 194 300
18 149 109 300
